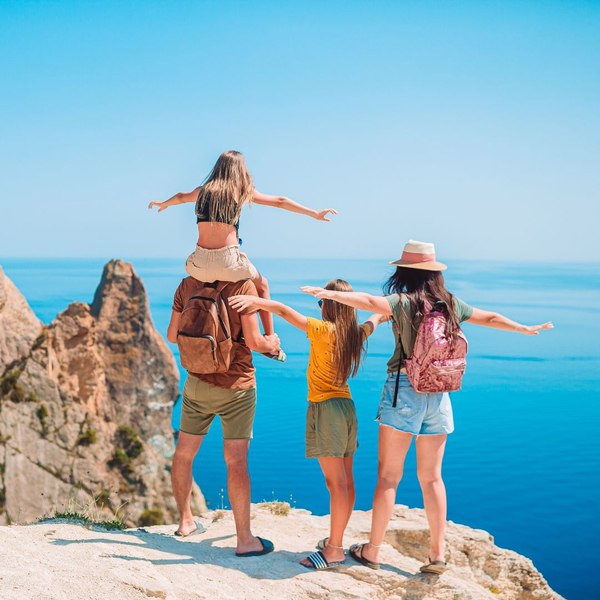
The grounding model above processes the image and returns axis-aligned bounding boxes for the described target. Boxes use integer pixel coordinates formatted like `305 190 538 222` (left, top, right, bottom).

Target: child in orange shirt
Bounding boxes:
229 279 385 570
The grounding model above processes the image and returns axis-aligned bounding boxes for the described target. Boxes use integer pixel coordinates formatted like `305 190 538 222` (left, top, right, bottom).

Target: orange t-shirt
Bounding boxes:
306 317 371 403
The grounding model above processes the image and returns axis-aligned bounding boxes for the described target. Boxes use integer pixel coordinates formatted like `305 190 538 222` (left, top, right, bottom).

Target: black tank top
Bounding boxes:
196 194 240 233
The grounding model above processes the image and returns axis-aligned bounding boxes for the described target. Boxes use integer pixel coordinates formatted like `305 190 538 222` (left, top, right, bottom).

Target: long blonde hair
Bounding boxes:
196 151 255 225
321 279 368 386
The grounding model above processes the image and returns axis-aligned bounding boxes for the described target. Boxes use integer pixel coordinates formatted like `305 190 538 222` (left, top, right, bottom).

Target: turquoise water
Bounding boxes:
2 257 599 599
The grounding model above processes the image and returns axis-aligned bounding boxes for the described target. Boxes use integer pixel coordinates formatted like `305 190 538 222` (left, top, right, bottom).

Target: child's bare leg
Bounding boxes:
300 457 348 566
252 272 275 336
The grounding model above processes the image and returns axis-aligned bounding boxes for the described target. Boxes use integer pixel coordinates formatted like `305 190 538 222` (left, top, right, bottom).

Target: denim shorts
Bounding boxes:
376 373 454 436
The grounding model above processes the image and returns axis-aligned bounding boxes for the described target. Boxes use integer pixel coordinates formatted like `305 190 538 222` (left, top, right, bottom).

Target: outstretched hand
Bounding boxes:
314 208 338 222
521 322 554 335
229 295 261 313
148 201 167 212
300 286 333 299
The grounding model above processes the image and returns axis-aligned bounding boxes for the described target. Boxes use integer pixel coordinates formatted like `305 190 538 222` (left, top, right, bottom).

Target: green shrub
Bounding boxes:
0 370 25 403
12 386 25 402
109 448 134 476
108 425 144 480
49 510 125 531
36 404 49 434
138 508 164 527
1 370 20 395
95 489 110 507
77 428 97 446
116 425 143 459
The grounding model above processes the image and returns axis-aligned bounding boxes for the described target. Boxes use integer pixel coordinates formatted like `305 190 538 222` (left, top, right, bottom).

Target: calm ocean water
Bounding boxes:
2 257 599 600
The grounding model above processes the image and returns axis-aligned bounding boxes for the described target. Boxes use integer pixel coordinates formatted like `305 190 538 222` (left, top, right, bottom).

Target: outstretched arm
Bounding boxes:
229 295 308 333
301 286 393 316
252 191 337 222
149 187 200 212
363 313 391 335
467 308 553 335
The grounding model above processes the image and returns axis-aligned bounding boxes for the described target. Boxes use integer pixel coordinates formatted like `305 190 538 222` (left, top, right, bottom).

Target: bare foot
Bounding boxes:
175 518 197 537
236 535 264 555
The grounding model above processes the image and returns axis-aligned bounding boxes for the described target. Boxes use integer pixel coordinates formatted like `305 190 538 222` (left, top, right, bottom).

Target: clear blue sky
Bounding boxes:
1 0 598 261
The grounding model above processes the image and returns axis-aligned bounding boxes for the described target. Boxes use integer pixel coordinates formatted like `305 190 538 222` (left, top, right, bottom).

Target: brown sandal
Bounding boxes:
349 543 381 570
419 557 447 574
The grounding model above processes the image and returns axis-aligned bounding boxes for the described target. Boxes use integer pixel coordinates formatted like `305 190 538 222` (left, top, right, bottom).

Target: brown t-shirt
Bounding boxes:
172 277 259 390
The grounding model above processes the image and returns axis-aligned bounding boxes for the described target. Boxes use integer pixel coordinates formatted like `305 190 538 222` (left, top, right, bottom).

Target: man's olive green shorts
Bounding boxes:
306 397 358 458
180 374 256 439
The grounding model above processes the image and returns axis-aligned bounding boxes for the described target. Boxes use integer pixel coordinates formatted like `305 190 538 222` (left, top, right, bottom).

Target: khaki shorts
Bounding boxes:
180 374 256 439
306 397 358 458
185 244 259 283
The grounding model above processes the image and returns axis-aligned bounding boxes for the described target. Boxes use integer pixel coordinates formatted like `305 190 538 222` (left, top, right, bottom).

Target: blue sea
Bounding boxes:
2 257 599 600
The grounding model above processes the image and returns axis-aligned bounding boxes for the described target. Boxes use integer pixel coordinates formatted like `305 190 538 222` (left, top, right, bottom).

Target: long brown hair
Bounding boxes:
321 279 368 386
196 151 255 225
384 267 461 338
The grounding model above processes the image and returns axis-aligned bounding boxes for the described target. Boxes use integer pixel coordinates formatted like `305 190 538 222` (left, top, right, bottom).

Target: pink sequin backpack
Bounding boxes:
393 301 468 404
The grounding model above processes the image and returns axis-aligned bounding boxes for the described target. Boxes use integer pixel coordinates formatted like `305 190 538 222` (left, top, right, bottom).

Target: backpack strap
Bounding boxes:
203 281 230 293
392 331 407 408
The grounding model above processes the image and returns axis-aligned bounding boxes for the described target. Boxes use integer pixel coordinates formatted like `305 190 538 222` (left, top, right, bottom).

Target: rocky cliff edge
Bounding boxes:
0 260 206 527
0 504 563 600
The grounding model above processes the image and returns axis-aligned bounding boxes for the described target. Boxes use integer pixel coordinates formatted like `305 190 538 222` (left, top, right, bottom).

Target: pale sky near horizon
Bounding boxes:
0 0 598 262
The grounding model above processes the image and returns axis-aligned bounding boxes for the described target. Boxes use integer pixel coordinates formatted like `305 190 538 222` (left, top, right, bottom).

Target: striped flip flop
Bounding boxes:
301 550 345 571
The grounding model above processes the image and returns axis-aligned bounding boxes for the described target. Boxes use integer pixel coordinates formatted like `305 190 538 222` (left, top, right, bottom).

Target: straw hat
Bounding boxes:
389 240 447 271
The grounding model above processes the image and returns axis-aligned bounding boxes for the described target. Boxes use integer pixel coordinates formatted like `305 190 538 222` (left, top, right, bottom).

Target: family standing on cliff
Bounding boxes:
149 151 553 574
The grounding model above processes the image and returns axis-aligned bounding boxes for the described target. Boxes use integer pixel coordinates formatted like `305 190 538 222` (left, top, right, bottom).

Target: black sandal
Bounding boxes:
235 536 274 557
349 543 381 570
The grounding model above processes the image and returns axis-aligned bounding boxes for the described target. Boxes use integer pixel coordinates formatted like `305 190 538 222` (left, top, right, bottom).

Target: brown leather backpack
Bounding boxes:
177 282 234 373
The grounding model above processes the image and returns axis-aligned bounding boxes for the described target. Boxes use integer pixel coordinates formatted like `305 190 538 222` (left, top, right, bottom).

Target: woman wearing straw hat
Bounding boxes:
301 240 553 574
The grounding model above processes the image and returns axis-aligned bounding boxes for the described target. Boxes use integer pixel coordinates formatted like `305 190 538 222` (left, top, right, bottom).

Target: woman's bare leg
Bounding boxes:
252 272 274 336
300 457 348 566
361 425 413 564
343 455 356 526
416 434 448 563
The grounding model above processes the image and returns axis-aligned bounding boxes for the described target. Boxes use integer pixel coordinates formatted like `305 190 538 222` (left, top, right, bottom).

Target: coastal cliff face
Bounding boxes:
0 260 206 527
0 266 43 372
0 504 564 600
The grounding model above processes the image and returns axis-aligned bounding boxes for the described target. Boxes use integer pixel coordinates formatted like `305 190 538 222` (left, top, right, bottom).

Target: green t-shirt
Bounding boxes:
386 293 474 373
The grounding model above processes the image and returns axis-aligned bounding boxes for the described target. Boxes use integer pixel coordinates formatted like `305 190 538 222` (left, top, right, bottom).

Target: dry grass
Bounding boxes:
36 490 127 530
259 501 290 516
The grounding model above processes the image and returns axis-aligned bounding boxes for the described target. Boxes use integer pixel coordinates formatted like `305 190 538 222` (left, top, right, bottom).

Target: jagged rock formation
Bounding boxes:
0 266 43 372
0 504 564 599
0 260 206 526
